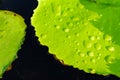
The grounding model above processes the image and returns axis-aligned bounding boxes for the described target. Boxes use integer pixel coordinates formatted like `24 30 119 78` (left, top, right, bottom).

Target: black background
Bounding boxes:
0 0 120 80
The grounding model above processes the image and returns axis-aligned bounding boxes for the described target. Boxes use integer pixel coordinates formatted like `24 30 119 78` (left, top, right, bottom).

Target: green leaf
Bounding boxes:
31 0 120 77
0 10 26 78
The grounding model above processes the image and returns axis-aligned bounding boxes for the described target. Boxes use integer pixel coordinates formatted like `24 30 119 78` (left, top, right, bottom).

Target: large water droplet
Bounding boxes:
87 51 94 57
94 43 101 50
104 55 115 64
83 40 92 48
104 35 112 41
107 46 115 52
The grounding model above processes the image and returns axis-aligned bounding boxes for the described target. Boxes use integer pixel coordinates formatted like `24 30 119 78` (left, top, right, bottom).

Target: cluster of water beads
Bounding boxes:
75 32 116 71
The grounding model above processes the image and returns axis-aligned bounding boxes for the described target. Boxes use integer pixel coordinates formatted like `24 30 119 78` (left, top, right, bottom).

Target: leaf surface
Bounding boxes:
0 10 26 78
31 0 120 77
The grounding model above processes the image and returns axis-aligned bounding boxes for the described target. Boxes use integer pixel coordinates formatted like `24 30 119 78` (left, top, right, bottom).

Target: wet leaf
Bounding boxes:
31 0 120 77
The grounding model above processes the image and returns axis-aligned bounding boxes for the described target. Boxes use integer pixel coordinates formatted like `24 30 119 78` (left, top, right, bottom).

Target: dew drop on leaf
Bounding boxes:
107 46 115 52
63 28 70 33
87 51 94 57
83 40 92 48
103 34 112 41
94 43 102 50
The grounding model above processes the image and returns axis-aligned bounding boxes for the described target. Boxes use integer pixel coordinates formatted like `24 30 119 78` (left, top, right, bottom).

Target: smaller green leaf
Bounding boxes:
0 10 26 78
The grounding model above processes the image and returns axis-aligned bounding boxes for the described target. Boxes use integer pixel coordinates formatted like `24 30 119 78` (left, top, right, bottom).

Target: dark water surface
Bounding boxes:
0 0 120 80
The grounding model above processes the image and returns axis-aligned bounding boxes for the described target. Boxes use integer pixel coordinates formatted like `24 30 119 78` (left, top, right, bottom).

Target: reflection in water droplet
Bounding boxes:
89 36 95 41
107 46 115 52
87 51 94 57
83 40 92 48
104 35 112 41
94 43 101 50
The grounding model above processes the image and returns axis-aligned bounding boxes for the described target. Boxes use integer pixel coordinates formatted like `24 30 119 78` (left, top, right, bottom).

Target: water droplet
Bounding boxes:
63 12 67 17
58 18 63 22
56 6 62 16
104 35 112 41
76 22 80 25
66 35 70 38
97 53 102 59
54 25 60 29
104 55 115 64
100 14 102 17
76 33 80 37
80 52 85 57
96 36 100 40
67 22 73 26
67 8 73 12
89 36 95 41
82 60 87 64
107 46 115 52
94 43 101 50
76 49 81 54
76 42 80 46
41 34 47 39
87 51 94 57
91 59 96 63
87 68 93 73
63 28 70 33
73 17 80 21
91 69 96 74
83 40 92 48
